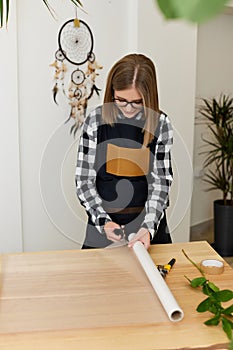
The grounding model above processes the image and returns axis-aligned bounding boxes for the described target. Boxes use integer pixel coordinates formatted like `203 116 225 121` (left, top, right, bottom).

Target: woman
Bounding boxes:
75 53 173 249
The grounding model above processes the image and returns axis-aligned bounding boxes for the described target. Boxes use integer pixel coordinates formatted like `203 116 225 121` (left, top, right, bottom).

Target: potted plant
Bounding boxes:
198 94 233 256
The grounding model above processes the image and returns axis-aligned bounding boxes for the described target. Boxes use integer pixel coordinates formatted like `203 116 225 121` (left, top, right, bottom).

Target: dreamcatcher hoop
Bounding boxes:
58 19 94 66
51 17 102 136
71 69 85 85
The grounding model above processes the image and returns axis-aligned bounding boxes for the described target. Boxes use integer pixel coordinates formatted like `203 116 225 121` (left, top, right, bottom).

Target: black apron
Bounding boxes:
82 112 171 248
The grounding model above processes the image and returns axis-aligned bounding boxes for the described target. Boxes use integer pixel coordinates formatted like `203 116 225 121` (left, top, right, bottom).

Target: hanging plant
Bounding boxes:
0 0 83 28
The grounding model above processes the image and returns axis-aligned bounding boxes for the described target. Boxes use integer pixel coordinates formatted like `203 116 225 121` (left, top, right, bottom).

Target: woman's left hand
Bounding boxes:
128 227 150 250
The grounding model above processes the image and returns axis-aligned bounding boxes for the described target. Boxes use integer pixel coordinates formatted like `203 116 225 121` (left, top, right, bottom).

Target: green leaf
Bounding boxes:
208 303 222 315
0 0 3 27
208 282 220 293
225 319 233 330
204 315 220 326
230 319 233 329
197 297 211 312
191 277 206 288
229 338 233 350
202 284 209 296
41 0 84 20
222 305 233 315
214 290 233 302
202 283 215 296
156 0 231 23
197 93 233 201
42 0 56 18
6 0 9 25
70 0 83 7
222 317 233 340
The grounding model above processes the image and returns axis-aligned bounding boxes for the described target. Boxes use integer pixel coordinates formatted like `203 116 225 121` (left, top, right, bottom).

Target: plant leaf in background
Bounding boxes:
42 0 57 19
156 0 231 23
42 0 83 19
0 0 83 28
70 0 83 7
197 94 233 205
0 0 3 27
0 0 9 28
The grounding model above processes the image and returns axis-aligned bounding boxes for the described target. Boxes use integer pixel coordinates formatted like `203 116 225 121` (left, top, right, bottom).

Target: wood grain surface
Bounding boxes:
0 241 232 350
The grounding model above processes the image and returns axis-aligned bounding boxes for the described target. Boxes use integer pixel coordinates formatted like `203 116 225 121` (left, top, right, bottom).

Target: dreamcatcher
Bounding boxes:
50 18 102 135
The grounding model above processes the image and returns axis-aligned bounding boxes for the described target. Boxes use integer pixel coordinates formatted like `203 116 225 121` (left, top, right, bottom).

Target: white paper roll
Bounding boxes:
128 234 184 322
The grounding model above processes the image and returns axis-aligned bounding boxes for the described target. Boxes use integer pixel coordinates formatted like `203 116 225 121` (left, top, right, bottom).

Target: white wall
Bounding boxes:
191 11 233 226
0 2 23 252
0 0 198 252
137 0 197 242
17 0 134 251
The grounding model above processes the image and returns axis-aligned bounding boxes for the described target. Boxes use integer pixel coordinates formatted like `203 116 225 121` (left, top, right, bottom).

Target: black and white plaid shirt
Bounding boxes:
75 106 173 239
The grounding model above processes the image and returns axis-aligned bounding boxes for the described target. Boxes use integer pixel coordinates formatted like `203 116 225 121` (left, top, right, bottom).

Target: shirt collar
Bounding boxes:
117 109 144 121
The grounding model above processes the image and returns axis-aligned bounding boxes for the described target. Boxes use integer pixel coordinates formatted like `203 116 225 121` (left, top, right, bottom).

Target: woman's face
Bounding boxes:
113 87 143 118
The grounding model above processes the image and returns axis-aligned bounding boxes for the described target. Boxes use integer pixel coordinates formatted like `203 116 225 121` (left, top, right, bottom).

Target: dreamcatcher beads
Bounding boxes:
50 18 103 135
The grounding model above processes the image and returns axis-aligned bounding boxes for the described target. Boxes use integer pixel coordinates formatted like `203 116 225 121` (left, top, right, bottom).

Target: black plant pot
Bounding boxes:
213 200 233 257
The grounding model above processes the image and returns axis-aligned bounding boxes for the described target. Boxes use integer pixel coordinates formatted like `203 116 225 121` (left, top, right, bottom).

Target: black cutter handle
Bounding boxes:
114 228 124 239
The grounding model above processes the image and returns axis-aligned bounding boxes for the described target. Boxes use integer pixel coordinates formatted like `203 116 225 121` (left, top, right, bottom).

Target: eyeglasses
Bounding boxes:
113 98 143 109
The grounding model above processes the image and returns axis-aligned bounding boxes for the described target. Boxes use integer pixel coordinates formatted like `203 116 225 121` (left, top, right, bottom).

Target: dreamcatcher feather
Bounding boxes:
50 18 102 135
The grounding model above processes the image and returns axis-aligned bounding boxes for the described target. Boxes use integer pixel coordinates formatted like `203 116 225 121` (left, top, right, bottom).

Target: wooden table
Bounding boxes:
0 241 232 349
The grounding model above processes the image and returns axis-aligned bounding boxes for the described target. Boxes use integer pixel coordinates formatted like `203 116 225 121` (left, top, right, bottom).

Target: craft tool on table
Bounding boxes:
157 258 176 278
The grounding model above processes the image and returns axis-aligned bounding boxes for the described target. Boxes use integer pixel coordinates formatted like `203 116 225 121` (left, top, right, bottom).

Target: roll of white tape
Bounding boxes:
200 259 224 275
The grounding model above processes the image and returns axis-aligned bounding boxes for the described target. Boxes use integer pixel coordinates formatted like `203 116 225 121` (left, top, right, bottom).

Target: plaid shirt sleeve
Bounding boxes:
141 113 173 238
75 108 112 234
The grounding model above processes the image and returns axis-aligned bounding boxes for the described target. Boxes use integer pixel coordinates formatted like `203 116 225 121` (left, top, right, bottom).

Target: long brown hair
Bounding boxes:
103 54 160 146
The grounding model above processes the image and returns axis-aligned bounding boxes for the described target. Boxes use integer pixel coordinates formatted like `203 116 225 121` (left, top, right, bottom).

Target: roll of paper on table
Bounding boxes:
128 233 184 322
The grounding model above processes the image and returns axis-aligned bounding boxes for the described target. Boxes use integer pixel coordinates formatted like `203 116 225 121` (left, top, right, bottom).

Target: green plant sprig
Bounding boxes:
182 249 233 340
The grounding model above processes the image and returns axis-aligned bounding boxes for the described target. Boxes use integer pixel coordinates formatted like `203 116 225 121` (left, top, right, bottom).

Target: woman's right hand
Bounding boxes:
104 221 123 242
